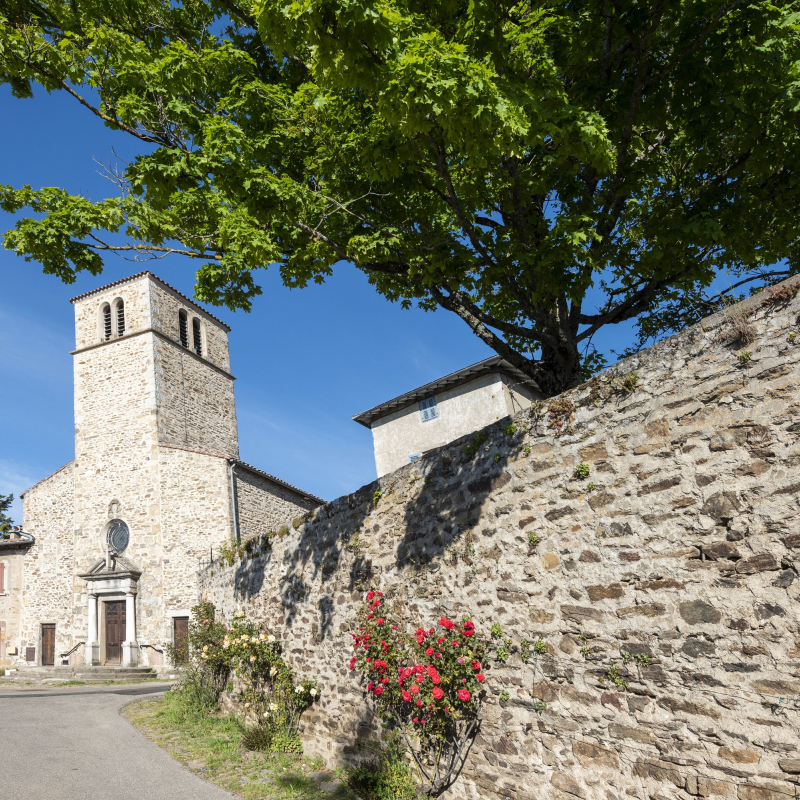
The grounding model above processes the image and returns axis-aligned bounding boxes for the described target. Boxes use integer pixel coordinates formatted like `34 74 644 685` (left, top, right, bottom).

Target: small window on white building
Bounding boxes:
419 396 438 422
408 453 422 464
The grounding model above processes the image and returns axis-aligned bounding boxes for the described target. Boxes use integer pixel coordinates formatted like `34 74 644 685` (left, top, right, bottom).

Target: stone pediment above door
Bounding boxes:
80 555 142 581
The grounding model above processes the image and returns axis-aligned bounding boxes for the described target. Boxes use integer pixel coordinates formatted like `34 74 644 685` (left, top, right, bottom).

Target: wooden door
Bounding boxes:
41 624 55 667
105 602 126 665
173 617 189 663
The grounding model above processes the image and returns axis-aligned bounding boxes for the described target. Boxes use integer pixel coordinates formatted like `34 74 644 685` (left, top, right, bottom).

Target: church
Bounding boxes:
0 272 323 671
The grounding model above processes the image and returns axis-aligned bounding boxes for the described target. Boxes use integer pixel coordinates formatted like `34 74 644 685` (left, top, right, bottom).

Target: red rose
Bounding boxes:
376 618 385 625
476 674 485 682
366 613 373 620
426 665 438 677
431 674 441 684
425 647 434 656
432 687 444 700
462 629 474 637
416 636 425 645
402 690 412 702
451 640 459 647
349 658 357 670
463 620 475 630
404 668 414 678
458 689 471 702
439 618 455 630
471 661 481 670
415 665 425 674
413 717 418 723
415 673 424 683
374 686 383 696
367 682 373 691
410 684 420 695
367 591 375 600
416 699 422 707
435 652 442 658
381 678 389 684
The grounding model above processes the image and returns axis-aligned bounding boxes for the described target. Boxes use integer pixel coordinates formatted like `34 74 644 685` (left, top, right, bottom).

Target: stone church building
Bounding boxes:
0 272 322 670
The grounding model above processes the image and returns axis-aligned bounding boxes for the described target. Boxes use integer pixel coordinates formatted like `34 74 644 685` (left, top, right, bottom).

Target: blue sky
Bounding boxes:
1 83 653 524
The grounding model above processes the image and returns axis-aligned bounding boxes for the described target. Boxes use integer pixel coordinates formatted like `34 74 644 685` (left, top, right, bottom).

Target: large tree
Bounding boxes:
0 493 14 533
1 0 799 394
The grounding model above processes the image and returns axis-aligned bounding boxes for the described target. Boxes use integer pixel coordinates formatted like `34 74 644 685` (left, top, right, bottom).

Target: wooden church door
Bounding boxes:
105 602 126 665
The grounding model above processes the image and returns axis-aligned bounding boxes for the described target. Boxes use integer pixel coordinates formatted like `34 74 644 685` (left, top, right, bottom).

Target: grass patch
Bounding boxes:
122 691 356 800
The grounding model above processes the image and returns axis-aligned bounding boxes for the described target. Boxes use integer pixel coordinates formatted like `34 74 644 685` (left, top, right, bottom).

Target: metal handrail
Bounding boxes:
59 642 85 659
139 643 164 654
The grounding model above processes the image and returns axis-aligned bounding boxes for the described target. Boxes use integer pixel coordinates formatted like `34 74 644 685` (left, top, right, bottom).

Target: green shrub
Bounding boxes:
347 735 416 800
574 462 590 479
463 430 488 457
242 723 302 754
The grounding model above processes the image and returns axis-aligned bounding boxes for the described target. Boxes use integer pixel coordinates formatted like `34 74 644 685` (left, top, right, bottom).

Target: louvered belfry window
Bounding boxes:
102 304 112 341
115 300 125 336
179 310 189 348
192 318 203 356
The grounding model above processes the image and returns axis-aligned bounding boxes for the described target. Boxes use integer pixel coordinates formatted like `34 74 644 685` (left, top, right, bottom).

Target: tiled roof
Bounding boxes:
352 355 542 428
69 271 231 332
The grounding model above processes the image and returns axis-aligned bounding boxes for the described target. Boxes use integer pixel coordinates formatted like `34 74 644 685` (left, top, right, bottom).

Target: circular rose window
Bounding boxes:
107 520 130 554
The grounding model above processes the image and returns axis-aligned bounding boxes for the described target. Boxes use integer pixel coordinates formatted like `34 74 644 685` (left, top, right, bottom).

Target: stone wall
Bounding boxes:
235 465 320 541
200 277 800 800
18 463 75 664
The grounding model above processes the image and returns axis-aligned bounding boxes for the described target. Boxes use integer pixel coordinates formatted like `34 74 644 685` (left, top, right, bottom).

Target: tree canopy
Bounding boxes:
0 493 14 533
2 0 799 393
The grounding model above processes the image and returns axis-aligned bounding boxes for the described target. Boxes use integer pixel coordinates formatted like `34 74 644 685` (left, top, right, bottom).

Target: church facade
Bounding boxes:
1 272 322 670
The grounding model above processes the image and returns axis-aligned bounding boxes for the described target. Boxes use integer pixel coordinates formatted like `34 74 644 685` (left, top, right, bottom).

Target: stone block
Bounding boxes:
550 771 586 798
736 554 779 574
572 741 619 770
679 600 722 625
587 583 625 602
719 747 760 764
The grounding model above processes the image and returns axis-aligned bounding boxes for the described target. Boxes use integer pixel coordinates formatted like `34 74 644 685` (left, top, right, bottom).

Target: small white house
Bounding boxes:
353 356 543 477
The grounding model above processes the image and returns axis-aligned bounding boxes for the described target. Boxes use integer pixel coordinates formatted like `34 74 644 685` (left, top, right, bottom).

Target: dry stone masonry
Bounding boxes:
200 277 800 800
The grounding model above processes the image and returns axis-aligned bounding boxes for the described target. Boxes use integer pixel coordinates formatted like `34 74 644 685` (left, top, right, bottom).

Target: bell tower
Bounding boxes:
69 272 239 666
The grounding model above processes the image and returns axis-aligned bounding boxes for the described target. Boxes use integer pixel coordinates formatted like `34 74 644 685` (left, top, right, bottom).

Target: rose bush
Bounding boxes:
180 603 318 753
349 592 487 795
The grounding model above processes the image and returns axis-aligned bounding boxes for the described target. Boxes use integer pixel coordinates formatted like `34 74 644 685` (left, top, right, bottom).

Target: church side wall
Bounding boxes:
157 447 234 644
17 463 75 666
200 279 800 800
153 337 239 457
235 468 319 540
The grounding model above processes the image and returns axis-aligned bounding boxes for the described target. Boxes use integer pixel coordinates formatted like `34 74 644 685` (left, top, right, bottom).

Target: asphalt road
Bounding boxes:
0 682 236 800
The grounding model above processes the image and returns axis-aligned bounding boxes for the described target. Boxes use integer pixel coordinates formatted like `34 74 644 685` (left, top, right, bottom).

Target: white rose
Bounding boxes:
310 688 317 697
267 635 276 643
259 634 266 641
295 685 303 693
269 667 277 677
249 655 256 662
270 703 278 711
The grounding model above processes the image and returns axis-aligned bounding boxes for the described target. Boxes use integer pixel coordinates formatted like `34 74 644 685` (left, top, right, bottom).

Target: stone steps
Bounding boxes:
1 666 165 683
